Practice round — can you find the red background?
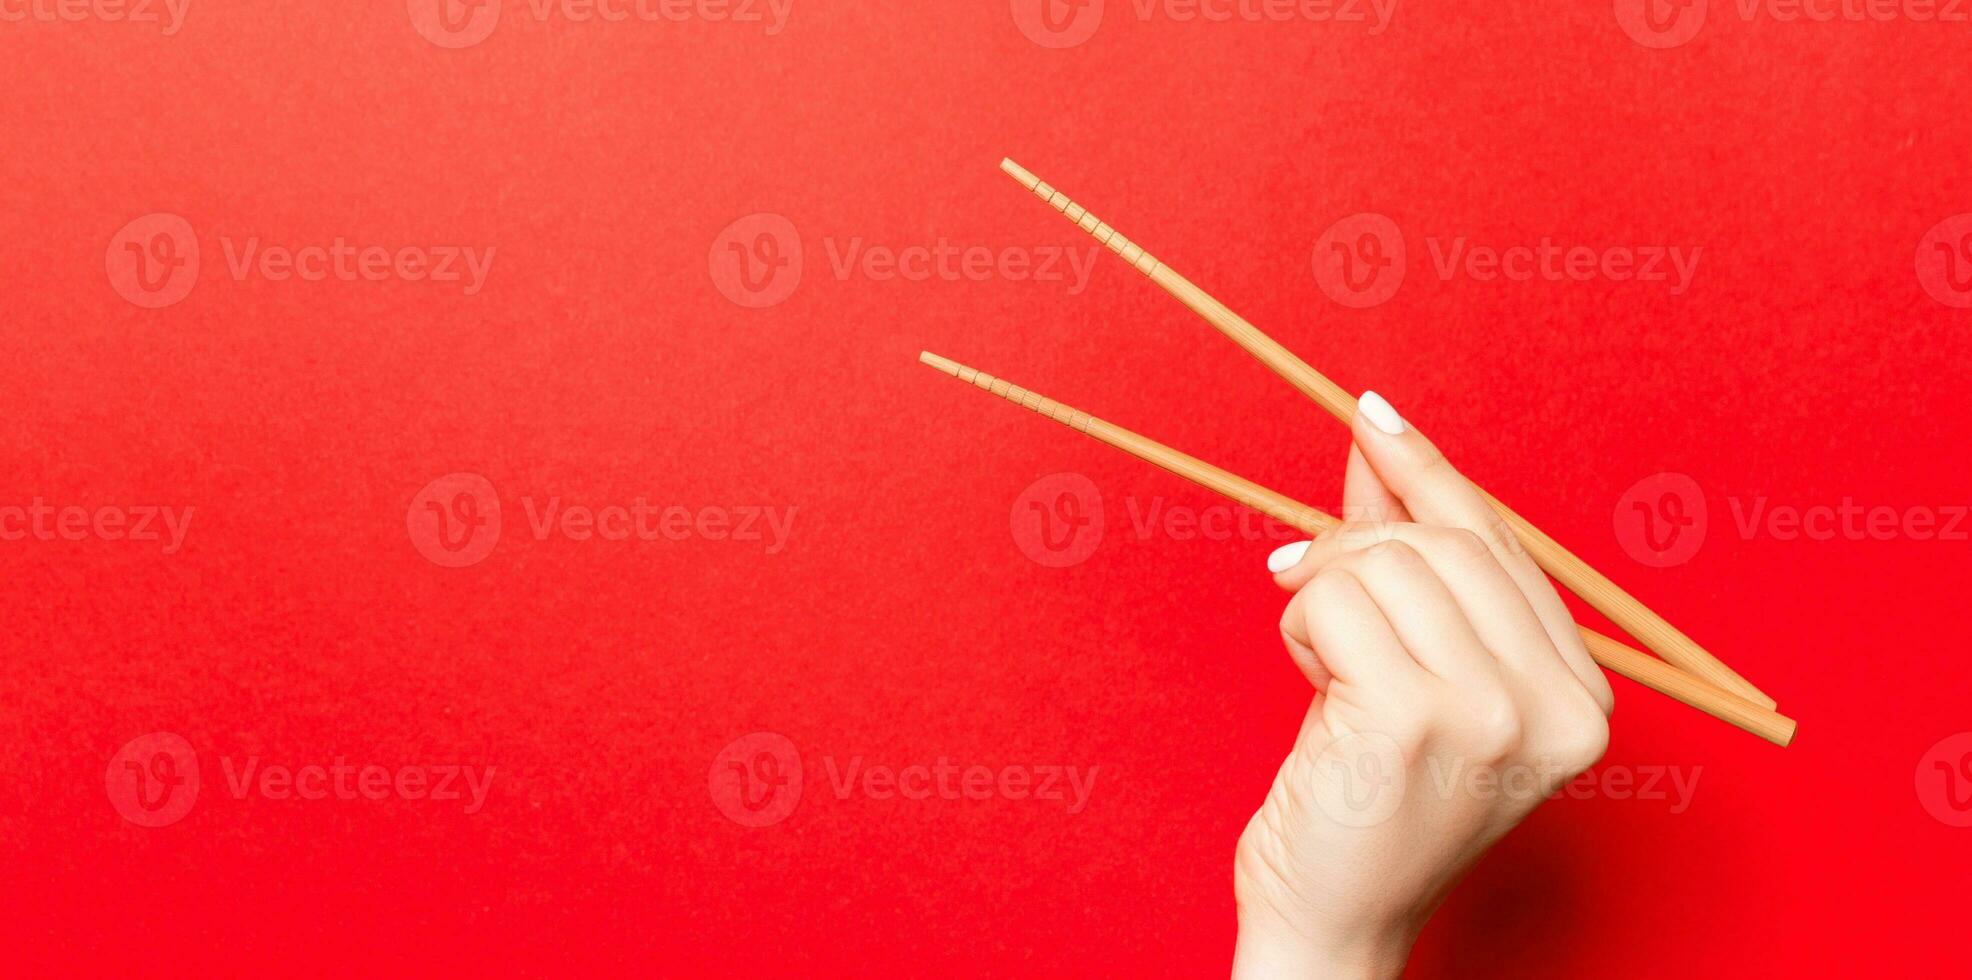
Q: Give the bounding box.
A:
[4,1,1970,975]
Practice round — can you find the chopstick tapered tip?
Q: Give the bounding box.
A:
[999,158,1040,191]
[918,350,963,377]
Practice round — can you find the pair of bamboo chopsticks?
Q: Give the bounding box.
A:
[919,159,1796,747]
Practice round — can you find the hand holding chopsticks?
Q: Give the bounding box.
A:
[995,158,1776,712]
[915,158,1795,745]
[919,351,1796,746]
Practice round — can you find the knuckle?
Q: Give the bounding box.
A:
[1427,525,1492,562]
[1590,677,1616,718]
[1330,521,1389,550]
[1418,448,1457,481]
[1450,525,1492,555]
[1361,539,1422,571]
[1547,701,1611,771]
[1383,711,1435,755]
[1305,567,1358,611]
[1465,696,1524,761]
[1478,514,1523,556]
[1281,594,1317,637]
[1388,689,1462,752]
[1340,500,1401,524]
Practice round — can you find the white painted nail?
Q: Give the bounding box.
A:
[1358,390,1405,435]
[1267,540,1312,574]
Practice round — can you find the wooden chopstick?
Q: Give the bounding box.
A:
[920,351,1797,747]
[996,159,1778,712]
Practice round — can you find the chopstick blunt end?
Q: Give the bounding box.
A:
[999,158,1040,191]
[918,350,960,375]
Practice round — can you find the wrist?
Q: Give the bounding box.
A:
[1231,917,1412,980]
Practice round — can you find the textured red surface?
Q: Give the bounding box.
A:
[4,2,1971,976]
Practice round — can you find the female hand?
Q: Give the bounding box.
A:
[1232,392,1616,979]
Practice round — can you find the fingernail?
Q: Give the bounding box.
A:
[1358,390,1405,435]
[1267,540,1311,573]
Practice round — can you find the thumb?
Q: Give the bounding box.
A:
[1265,440,1410,592]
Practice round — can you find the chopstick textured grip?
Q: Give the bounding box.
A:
[1001,159,1161,278]
[942,360,1097,431]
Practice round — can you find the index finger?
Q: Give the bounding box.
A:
[1345,391,1614,714]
